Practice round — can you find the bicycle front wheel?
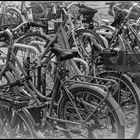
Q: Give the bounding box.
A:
[0,99,38,139]
[58,84,125,139]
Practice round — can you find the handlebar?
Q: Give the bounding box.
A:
[0,1,86,40]
[29,21,48,28]
[12,21,47,32]
[0,21,48,41]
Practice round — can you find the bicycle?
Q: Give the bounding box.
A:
[10,6,140,139]
[96,3,140,138]
[13,2,107,78]
[13,4,92,77]
[0,25,125,138]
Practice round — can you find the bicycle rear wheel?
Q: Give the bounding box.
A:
[58,84,125,139]
[99,71,140,138]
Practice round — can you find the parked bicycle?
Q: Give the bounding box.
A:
[0,25,125,138]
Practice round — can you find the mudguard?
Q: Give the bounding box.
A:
[58,84,125,126]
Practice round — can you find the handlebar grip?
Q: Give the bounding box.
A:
[0,31,6,38]
[77,3,97,12]
[9,80,20,88]
[29,21,48,29]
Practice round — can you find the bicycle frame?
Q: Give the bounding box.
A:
[0,41,92,127]
[0,25,125,139]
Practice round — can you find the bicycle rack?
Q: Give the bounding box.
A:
[61,74,119,98]
[61,74,119,123]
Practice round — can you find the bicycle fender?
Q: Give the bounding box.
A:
[122,73,140,100]
[99,71,140,102]
[58,84,125,126]
[99,35,108,48]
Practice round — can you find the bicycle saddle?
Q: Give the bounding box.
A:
[78,4,97,15]
[51,47,79,61]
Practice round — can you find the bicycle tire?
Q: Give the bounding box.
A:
[0,70,46,139]
[0,99,38,138]
[13,32,55,94]
[13,32,49,73]
[68,28,106,75]
[0,70,38,138]
[69,28,106,51]
[58,84,125,139]
[99,71,140,139]
[93,25,127,50]
[14,32,90,77]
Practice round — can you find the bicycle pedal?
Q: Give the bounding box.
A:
[55,126,81,134]
[69,129,81,134]
[55,125,70,132]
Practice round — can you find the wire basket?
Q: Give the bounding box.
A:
[103,49,140,72]
[30,2,46,21]
[0,10,23,29]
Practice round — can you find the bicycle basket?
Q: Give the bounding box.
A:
[30,2,46,21]
[0,10,23,29]
[103,49,140,72]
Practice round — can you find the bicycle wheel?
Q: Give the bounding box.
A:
[0,69,45,139]
[99,71,140,138]
[0,98,38,139]
[68,29,106,74]
[69,28,106,55]
[13,32,55,94]
[93,25,126,50]
[58,84,125,139]
[14,31,90,78]
[13,32,49,72]
[14,32,49,52]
